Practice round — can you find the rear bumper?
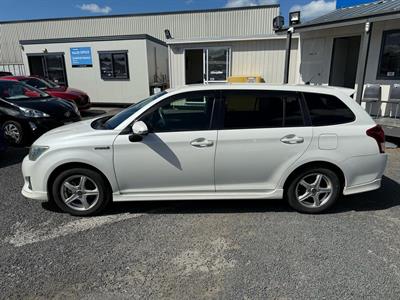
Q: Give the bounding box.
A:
[343,178,381,195]
[342,153,387,195]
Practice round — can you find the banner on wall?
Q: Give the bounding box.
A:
[70,47,93,68]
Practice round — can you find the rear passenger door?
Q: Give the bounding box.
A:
[215,90,312,192]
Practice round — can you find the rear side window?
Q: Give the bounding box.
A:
[222,90,304,129]
[303,93,355,126]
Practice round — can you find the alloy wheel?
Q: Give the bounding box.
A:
[3,123,21,143]
[295,173,333,208]
[60,175,100,211]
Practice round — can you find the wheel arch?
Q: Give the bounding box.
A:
[47,162,113,200]
[282,161,346,193]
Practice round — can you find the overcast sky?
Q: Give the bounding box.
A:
[0,0,337,23]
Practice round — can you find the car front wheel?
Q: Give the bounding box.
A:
[52,168,111,216]
[2,120,24,146]
[286,167,341,213]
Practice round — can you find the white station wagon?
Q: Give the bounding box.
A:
[22,84,387,216]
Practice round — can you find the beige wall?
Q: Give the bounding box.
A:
[169,37,299,88]
[21,39,167,103]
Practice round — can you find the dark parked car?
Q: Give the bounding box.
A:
[0,80,81,145]
[0,76,91,111]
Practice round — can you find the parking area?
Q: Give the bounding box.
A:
[0,134,399,298]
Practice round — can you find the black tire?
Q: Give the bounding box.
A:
[2,120,25,146]
[286,167,341,214]
[52,168,111,216]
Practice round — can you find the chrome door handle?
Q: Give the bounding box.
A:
[190,138,214,148]
[280,134,304,144]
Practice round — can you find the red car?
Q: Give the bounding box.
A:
[0,76,91,111]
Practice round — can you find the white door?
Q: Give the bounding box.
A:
[215,90,313,192]
[113,91,217,194]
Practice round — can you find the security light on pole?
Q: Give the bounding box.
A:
[289,11,301,26]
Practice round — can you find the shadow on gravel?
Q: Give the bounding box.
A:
[41,175,399,216]
[0,147,28,168]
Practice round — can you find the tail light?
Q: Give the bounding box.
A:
[366,125,385,153]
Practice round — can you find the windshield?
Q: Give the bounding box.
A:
[42,78,61,88]
[21,78,54,90]
[104,91,167,129]
[0,80,50,101]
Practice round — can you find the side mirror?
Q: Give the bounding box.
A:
[132,121,148,135]
[129,121,148,142]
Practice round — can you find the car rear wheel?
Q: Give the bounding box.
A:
[52,168,111,216]
[2,120,24,146]
[286,167,341,213]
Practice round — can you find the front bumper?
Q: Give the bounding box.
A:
[21,155,48,201]
[22,182,48,200]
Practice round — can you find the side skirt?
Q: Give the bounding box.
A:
[112,189,284,202]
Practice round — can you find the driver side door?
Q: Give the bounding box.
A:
[113,91,218,195]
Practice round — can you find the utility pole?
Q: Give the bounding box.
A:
[283,27,294,84]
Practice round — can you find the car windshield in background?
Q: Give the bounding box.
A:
[42,78,61,88]
[21,78,53,90]
[104,91,167,129]
[0,80,50,101]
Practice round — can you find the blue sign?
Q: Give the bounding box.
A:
[70,47,92,67]
[336,0,373,8]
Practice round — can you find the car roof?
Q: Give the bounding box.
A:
[166,83,355,97]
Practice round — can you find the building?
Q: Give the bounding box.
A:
[167,34,299,88]
[287,0,400,135]
[0,5,280,103]
[19,35,168,104]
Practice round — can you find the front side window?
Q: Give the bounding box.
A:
[99,51,129,80]
[222,90,304,129]
[141,92,216,132]
[103,91,167,129]
[303,92,355,126]
[377,30,400,79]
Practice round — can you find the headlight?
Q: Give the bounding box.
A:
[20,107,49,118]
[29,146,49,161]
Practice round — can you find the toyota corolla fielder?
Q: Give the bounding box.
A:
[22,84,387,216]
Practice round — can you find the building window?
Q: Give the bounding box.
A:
[377,30,400,80]
[99,51,129,80]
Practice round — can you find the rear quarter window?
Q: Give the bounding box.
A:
[303,92,355,126]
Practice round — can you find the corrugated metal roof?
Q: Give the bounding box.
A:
[295,0,400,29]
[0,5,279,65]
[166,34,296,45]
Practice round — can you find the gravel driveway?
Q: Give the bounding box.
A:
[0,147,399,299]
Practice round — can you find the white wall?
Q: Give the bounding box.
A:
[298,24,364,86]
[21,39,165,104]
[146,40,169,86]
[297,19,400,116]
[169,37,299,88]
